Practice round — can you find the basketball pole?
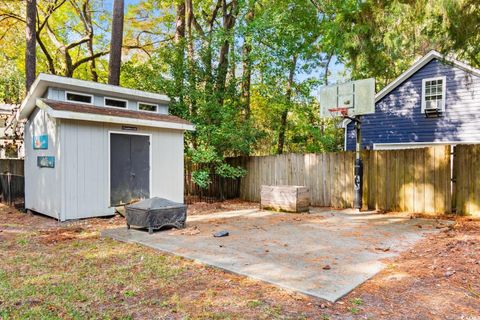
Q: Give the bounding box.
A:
[354,115,363,210]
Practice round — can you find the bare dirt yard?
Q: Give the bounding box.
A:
[0,201,479,319]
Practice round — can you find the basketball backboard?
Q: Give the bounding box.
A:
[319,78,375,119]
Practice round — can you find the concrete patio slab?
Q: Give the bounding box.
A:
[102,208,451,302]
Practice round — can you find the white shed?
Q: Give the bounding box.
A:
[18,74,194,221]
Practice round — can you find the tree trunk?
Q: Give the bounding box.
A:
[240,6,254,119]
[323,52,332,86]
[83,1,98,81]
[175,2,186,42]
[277,55,297,155]
[202,0,221,99]
[174,1,186,104]
[25,0,36,91]
[185,0,197,118]
[108,0,124,85]
[215,0,238,104]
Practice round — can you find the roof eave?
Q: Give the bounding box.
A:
[36,99,194,131]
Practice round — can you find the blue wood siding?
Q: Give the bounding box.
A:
[346,59,480,150]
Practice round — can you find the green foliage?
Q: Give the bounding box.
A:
[190,145,220,164]
[191,169,211,189]
[0,64,24,104]
[215,163,247,180]
[188,145,247,188]
[352,297,363,306]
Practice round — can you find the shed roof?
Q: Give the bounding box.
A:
[37,99,194,131]
[18,73,171,120]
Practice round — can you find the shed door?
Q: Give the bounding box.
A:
[110,133,150,206]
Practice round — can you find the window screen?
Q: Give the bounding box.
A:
[423,78,444,110]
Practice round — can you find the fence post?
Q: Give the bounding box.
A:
[7,172,12,206]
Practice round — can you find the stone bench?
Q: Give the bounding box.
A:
[260,185,310,213]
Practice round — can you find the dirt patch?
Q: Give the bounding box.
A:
[332,217,480,319]
[187,199,259,215]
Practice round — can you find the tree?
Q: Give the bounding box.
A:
[25,0,36,91]
[1,0,111,80]
[108,0,124,85]
[251,0,324,154]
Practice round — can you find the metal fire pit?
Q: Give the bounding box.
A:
[125,197,187,234]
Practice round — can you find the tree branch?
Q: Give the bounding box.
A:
[0,13,25,24]
[72,51,109,70]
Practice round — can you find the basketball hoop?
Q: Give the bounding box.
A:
[328,107,350,119]
[319,78,376,212]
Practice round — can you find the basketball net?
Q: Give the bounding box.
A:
[328,107,350,124]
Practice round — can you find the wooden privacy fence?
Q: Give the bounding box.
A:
[454,145,480,215]
[184,160,241,204]
[232,145,480,215]
[362,146,451,214]
[0,159,25,208]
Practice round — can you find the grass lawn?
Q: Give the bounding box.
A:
[0,202,479,319]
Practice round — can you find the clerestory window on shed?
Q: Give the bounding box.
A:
[421,76,446,113]
[105,97,127,108]
[138,102,158,112]
[65,91,93,104]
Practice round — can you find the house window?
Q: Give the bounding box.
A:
[421,76,446,113]
[105,97,127,108]
[65,91,93,104]
[138,102,157,112]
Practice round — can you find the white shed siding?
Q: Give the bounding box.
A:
[24,108,61,219]
[46,87,64,100]
[150,128,184,203]
[58,119,184,220]
[60,120,112,220]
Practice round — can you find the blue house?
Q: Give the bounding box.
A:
[345,50,480,150]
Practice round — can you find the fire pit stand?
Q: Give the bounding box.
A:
[125,197,187,234]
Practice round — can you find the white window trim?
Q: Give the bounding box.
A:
[104,96,128,108]
[137,102,158,113]
[65,91,94,105]
[421,76,446,113]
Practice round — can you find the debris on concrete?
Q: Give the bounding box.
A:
[213,230,229,237]
[169,225,200,236]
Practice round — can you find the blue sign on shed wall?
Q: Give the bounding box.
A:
[33,135,48,149]
[37,156,55,168]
